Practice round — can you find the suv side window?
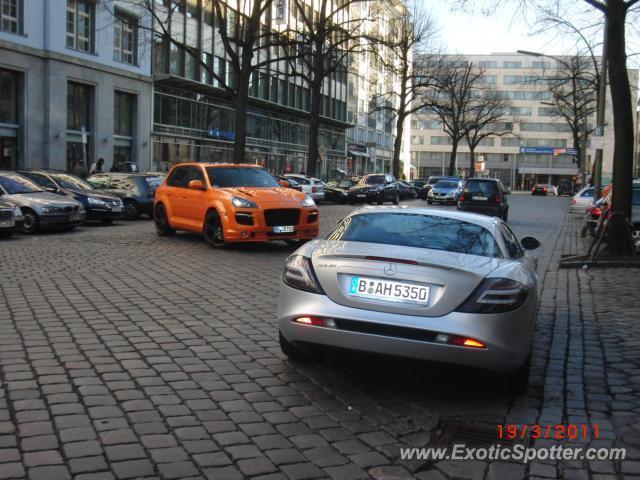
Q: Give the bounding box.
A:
[109,175,135,190]
[86,175,110,189]
[187,166,205,184]
[167,167,190,188]
[500,223,523,258]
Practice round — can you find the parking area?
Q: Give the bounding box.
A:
[1,195,579,480]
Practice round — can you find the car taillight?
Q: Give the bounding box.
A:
[434,333,486,349]
[495,195,501,204]
[282,255,324,294]
[459,193,465,201]
[293,316,336,328]
[456,278,530,314]
[592,207,602,217]
[312,186,317,193]
[571,199,576,205]
[543,187,547,191]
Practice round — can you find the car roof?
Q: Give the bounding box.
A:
[466,177,499,182]
[344,205,502,229]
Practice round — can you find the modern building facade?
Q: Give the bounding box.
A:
[409,52,639,188]
[345,0,409,177]
[150,0,350,178]
[0,0,153,174]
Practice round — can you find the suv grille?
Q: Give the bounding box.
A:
[0,210,13,220]
[264,209,300,227]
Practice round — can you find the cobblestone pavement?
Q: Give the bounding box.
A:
[1,195,637,479]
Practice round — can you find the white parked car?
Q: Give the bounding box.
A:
[546,185,558,196]
[570,187,595,213]
[284,175,325,201]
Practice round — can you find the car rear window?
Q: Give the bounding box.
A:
[327,213,501,258]
[144,176,163,191]
[361,175,385,185]
[580,188,594,198]
[464,180,498,195]
[289,176,310,185]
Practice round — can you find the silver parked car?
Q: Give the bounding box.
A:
[570,186,595,213]
[0,171,85,234]
[278,206,541,394]
[427,179,461,204]
[0,199,23,238]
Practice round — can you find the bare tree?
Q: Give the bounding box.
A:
[369,6,439,179]
[423,59,485,176]
[120,0,277,163]
[457,0,640,255]
[285,0,368,178]
[463,89,512,177]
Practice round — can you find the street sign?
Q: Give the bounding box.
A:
[591,135,604,149]
[81,126,88,145]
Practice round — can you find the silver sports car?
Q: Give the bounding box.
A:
[278,206,541,394]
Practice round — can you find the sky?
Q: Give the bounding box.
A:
[427,1,594,56]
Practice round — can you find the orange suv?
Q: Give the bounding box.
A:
[154,163,319,247]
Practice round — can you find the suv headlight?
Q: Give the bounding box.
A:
[231,196,258,208]
[301,195,316,208]
[87,197,107,206]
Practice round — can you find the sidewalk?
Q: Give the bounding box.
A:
[413,212,640,479]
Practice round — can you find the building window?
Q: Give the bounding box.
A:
[67,82,91,131]
[1,0,20,34]
[66,0,94,53]
[114,92,134,137]
[0,69,18,124]
[114,12,137,65]
[503,61,522,69]
[479,61,497,68]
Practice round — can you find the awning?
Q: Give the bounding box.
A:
[348,150,368,158]
[518,167,579,175]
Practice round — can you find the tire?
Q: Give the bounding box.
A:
[632,226,640,252]
[502,209,509,222]
[154,203,175,236]
[0,230,14,239]
[393,192,400,205]
[123,200,140,220]
[507,353,531,396]
[101,219,114,225]
[21,209,40,234]
[377,201,383,205]
[203,210,226,248]
[279,331,323,362]
[61,226,77,232]
[427,200,433,205]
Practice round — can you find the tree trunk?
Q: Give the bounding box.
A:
[468,147,475,178]
[233,71,250,163]
[448,141,458,176]
[392,114,404,179]
[605,0,635,255]
[307,78,322,178]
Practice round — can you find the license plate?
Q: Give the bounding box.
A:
[69,214,82,222]
[111,206,122,212]
[472,196,488,201]
[348,276,429,305]
[273,225,294,233]
[0,220,14,228]
[357,194,366,198]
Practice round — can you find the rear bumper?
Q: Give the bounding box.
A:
[457,204,503,217]
[278,284,536,374]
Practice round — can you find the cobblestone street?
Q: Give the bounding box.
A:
[1,196,639,480]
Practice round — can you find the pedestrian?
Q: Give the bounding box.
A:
[89,158,104,175]
[73,160,86,178]
[110,161,120,172]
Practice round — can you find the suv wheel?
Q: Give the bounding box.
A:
[507,353,531,396]
[21,209,40,234]
[393,191,400,205]
[154,203,175,236]
[502,209,509,222]
[203,210,226,248]
[123,200,140,220]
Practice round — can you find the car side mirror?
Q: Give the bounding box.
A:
[188,180,205,190]
[279,180,290,188]
[521,237,540,250]
[44,186,58,193]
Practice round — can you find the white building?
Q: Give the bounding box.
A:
[345,0,411,178]
[410,52,639,189]
[0,0,153,173]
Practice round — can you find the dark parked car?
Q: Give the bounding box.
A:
[19,170,123,225]
[276,176,303,192]
[557,180,574,196]
[0,171,85,233]
[410,178,430,199]
[348,174,399,205]
[323,177,359,203]
[86,173,164,220]
[457,177,510,220]
[531,184,548,196]
[0,199,21,238]
[397,180,418,200]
